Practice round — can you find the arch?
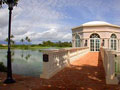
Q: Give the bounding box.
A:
[110,34,117,50]
[90,33,100,38]
[75,34,80,47]
[111,34,117,38]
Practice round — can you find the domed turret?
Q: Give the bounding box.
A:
[82,21,111,26]
[72,21,120,30]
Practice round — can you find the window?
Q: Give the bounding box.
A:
[90,33,100,38]
[110,34,117,50]
[75,34,80,47]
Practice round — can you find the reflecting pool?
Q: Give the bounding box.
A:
[0,49,43,77]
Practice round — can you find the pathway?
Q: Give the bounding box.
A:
[0,52,120,90]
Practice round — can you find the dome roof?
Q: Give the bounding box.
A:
[72,21,120,30]
[82,21,111,26]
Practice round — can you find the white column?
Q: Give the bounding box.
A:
[105,39,109,48]
[118,39,120,51]
[108,39,110,49]
[88,39,90,51]
[117,39,120,51]
[83,39,85,47]
[116,39,118,51]
[72,40,75,47]
[72,34,75,47]
[119,39,120,51]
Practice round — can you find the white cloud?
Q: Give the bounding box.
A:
[1,0,120,44]
[7,0,73,44]
[0,8,8,28]
[14,28,72,44]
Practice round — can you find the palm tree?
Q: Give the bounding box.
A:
[27,38,31,45]
[25,36,29,41]
[5,38,8,42]
[10,35,14,38]
[5,35,15,45]
[10,35,15,45]
[25,36,31,45]
[24,36,32,49]
[0,0,19,7]
[20,38,24,45]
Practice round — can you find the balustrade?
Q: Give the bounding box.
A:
[40,47,89,79]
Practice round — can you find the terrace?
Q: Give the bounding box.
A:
[0,47,120,89]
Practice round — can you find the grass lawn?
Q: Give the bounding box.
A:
[0,45,71,50]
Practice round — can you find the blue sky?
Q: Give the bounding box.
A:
[0,0,120,44]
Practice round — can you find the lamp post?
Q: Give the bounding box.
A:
[4,0,15,84]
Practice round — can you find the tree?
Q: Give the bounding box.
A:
[20,38,24,45]
[42,40,55,47]
[27,38,31,45]
[10,35,14,38]
[25,36,31,45]
[0,0,19,7]
[5,35,15,45]
[25,36,28,41]
[39,40,72,47]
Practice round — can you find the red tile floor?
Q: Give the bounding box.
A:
[0,52,120,90]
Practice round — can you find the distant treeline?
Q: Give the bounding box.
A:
[38,41,72,47]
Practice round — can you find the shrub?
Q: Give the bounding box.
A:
[0,62,7,72]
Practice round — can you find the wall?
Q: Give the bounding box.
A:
[40,47,89,79]
[100,47,119,84]
[72,26,120,51]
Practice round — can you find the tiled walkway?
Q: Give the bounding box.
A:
[0,52,120,90]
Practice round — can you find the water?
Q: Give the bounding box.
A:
[0,49,43,77]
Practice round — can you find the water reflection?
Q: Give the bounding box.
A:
[0,49,43,77]
[20,50,31,60]
[5,50,15,62]
[25,54,31,60]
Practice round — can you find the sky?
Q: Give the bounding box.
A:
[0,0,120,44]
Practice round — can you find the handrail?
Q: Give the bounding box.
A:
[100,47,119,84]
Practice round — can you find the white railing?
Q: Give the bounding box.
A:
[40,47,89,79]
[100,47,119,84]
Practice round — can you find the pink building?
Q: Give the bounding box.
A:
[72,21,120,51]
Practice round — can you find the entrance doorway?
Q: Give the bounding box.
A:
[90,33,100,51]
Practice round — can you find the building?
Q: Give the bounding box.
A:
[72,21,120,51]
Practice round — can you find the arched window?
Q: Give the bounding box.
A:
[110,34,117,50]
[111,34,117,38]
[90,33,100,38]
[75,34,80,47]
[90,33,100,51]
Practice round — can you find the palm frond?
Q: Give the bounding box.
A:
[0,0,19,8]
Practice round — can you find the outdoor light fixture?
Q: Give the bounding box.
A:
[4,0,16,84]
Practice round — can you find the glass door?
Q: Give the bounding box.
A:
[110,38,117,50]
[90,38,100,51]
